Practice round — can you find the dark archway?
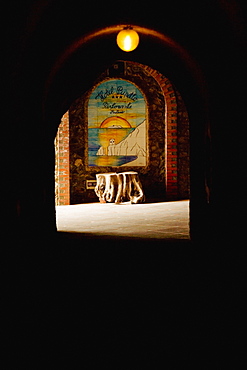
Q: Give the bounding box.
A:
[45,25,209,240]
[7,1,246,242]
[4,2,247,364]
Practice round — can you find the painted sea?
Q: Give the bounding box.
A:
[88,153,138,167]
[88,127,137,166]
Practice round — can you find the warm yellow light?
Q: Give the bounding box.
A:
[116,28,139,52]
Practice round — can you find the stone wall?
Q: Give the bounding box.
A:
[69,61,166,204]
[56,61,190,204]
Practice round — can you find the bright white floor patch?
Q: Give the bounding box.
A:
[56,200,190,239]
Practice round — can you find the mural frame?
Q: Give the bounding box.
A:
[85,77,149,172]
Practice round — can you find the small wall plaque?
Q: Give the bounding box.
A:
[86,180,97,189]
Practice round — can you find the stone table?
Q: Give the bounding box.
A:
[95,171,144,204]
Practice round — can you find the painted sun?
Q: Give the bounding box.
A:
[100,116,131,128]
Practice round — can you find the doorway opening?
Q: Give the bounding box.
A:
[54,61,190,239]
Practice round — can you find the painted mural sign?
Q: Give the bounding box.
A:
[88,79,147,167]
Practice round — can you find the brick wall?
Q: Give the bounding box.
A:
[142,64,189,199]
[142,66,179,199]
[55,111,70,205]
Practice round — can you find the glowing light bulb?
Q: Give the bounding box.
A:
[117,28,139,52]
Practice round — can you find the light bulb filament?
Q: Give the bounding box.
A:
[124,35,132,51]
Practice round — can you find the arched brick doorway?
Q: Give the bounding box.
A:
[55,61,190,205]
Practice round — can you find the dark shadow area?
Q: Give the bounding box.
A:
[57,231,191,243]
[5,231,238,366]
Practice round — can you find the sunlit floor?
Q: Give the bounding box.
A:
[56,200,190,239]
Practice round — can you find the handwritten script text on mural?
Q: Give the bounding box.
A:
[95,86,137,101]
